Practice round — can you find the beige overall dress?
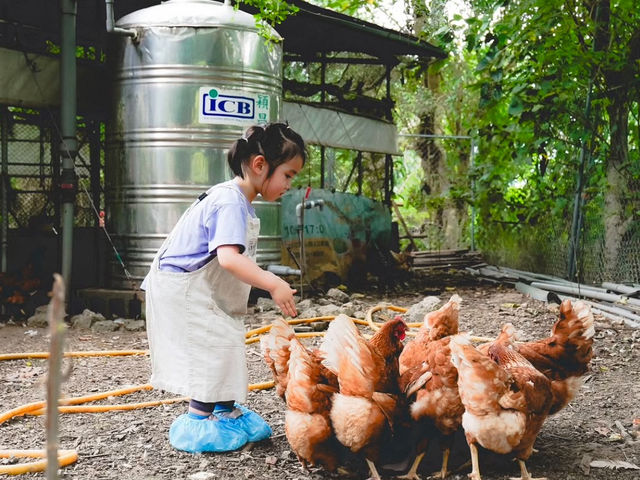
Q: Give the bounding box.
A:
[144,186,260,403]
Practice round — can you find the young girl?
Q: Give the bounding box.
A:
[142,123,306,453]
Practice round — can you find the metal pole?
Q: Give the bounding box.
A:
[357,151,363,196]
[470,138,477,252]
[567,4,601,282]
[1,109,8,278]
[60,0,78,300]
[319,55,326,189]
[384,65,393,204]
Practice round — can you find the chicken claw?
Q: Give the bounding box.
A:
[434,448,451,479]
[394,452,425,480]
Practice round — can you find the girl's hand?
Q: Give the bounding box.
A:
[216,245,298,316]
[269,278,298,318]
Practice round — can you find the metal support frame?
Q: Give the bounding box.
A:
[1,108,8,278]
[89,119,104,285]
[60,0,78,299]
[319,54,326,189]
[383,65,393,205]
[357,151,363,195]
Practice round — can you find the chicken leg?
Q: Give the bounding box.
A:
[467,442,482,480]
[365,458,384,480]
[509,459,547,480]
[394,452,425,480]
[436,447,451,479]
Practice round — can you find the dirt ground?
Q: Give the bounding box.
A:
[1,271,639,480]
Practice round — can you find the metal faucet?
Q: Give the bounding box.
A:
[295,198,325,299]
[296,199,325,229]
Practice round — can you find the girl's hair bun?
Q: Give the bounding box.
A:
[227,122,306,178]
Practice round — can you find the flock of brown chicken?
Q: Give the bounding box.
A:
[0,264,41,307]
[261,295,595,480]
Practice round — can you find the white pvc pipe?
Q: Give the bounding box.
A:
[531,281,640,307]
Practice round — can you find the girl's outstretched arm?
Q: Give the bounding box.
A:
[216,245,298,317]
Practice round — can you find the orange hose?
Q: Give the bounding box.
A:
[249,380,275,391]
[1,308,415,363]
[28,397,189,416]
[244,314,370,340]
[0,380,278,426]
[244,307,413,342]
[0,350,148,361]
[246,331,325,345]
[0,385,154,425]
[0,449,78,475]
[0,401,45,424]
[365,304,409,331]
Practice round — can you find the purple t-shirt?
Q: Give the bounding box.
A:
[157,180,256,273]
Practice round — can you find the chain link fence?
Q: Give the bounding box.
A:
[397,138,640,285]
[487,177,640,285]
[1,106,104,232]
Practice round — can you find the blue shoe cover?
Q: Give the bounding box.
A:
[169,413,248,453]
[214,404,272,442]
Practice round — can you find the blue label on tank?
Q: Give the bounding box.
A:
[199,87,270,124]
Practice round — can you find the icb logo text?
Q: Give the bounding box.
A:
[199,87,270,125]
[202,88,254,120]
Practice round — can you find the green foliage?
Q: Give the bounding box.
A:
[455,0,640,261]
[253,0,639,271]
[45,40,60,55]
[238,0,299,41]
[44,40,105,62]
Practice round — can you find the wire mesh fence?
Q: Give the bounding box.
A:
[1,106,104,232]
[397,137,640,285]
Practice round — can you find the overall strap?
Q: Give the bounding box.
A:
[154,189,212,262]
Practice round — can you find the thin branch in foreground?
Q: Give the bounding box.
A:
[45,273,67,480]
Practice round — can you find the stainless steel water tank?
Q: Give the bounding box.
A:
[106,0,283,288]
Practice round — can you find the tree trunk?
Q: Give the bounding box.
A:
[597,0,639,280]
[603,96,631,280]
[410,0,467,250]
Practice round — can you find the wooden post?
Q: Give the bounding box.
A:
[391,201,417,250]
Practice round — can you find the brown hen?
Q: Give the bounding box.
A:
[478,299,594,414]
[450,326,554,480]
[515,299,594,413]
[261,318,339,471]
[397,294,463,479]
[260,317,295,400]
[320,314,408,480]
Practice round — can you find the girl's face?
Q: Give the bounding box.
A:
[260,155,304,202]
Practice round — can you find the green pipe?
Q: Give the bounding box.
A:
[60,0,78,301]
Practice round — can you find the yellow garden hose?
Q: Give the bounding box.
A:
[0,350,148,362]
[0,382,273,475]
[0,449,78,476]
